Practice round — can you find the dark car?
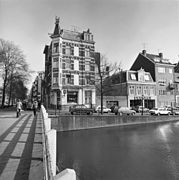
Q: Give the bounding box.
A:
[69,104,94,115]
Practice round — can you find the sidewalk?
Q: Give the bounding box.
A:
[0,110,43,180]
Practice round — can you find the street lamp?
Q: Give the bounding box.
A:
[141,94,144,116]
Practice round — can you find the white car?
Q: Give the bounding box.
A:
[96,106,111,113]
[149,107,171,116]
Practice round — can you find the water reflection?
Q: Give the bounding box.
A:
[57,123,179,180]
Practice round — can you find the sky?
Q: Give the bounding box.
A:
[1,0,179,88]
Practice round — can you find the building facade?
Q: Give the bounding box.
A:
[44,18,96,110]
[96,69,156,109]
[30,72,44,102]
[130,50,175,107]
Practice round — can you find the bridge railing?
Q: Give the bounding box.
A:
[41,105,76,180]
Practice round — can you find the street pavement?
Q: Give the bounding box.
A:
[0,110,43,180]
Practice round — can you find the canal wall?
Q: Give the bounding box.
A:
[51,115,179,132]
[41,106,76,180]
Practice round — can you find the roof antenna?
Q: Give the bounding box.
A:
[142,43,147,50]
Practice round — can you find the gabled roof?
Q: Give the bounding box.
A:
[174,62,179,72]
[141,52,172,65]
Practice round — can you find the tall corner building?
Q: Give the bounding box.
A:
[44,18,96,110]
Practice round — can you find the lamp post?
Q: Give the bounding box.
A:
[141,94,144,116]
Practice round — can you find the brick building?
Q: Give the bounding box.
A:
[96,69,156,109]
[44,18,96,110]
[130,50,175,107]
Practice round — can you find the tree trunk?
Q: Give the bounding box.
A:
[1,69,8,108]
[100,76,103,114]
[8,81,12,106]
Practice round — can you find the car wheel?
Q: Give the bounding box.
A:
[115,112,118,115]
[71,112,73,115]
[131,112,135,116]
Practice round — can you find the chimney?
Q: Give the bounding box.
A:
[142,50,146,56]
[159,53,163,59]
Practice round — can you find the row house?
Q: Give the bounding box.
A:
[96,68,156,109]
[130,50,175,107]
[44,18,96,110]
[174,62,179,106]
[30,72,45,102]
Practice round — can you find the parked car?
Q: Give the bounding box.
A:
[96,106,111,113]
[149,107,171,116]
[116,107,136,116]
[69,104,94,115]
[136,106,149,113]
[167,107,179,115]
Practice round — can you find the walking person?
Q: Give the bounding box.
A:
[16,99,22,118]
[33,101,38,116]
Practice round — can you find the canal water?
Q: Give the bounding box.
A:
[57,122,179,180]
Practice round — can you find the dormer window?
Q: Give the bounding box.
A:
[131,74,136,80]
[144,74,150,81]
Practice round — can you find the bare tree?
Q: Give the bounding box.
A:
[87,53,121,114]
[0,39,30,107]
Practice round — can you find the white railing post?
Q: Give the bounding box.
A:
[46,129,57,176]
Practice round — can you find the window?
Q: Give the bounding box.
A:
[70,47,74,55]
[85,48,90,57]
[150,87,155,95]
[169,68,173,74]
[65,59,71,69]
[136,86,142,95]
[158,80,166,86]
[71,60,74,70]
[85,62,90,71]
[85,91,92,104]
[144,74,150,81]
[74,46,79,56]
[67,91,78,103]
[66,74,74,85]
[131,74,136,80]
[53,43,59,53]
[53,57,59,62]
[53,73,58,85]
[90,65,95,71]
[159,90,166,95]
[79,76,85,85]
[53,68,59,72]
[62,48,65,54]
[129,86,135,95]
[79,64,85,71]
[62,63,65,69]
[158,67,165,73]
[53,77,58,84]
[66,46,71,55]
[143,86,148,95]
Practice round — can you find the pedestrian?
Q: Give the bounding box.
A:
[16,99,22,117]
[32,101,38,116]
[38,100,41,111]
